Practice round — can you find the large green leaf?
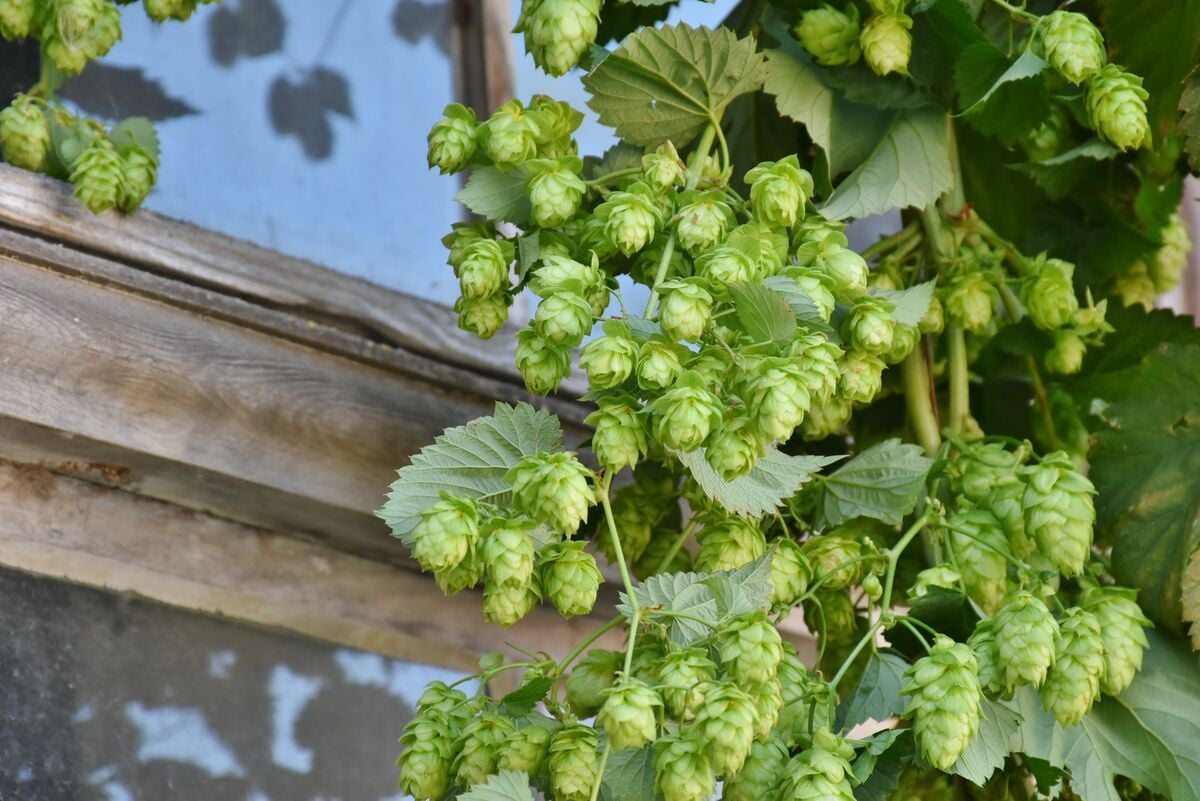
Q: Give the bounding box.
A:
[497,677,553,718]
[678,447,841,518]
[599,745,656,801]
[762,275,835,331]
[377,402,563,544]
[854,729,912,801]
[816,439,934,526]
[839,652,910,728]
[455,166,532,225]
[584,23,766,148]
[458,770,536,801]
[1012,140,1121,200]
[954,44,1050,144]
[728,280,797,343]
[949,698,1022,785]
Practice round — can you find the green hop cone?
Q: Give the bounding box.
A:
[566,649,621,717]
[705,416,765,481]
[596,184,663,256]
[637,339,686,391]
[482,577,538,627]
[1149,213,1191,293]
[1086,64,1150,151]
[837,350,885,404]
[1045,328,1087,375]
[941,272,998,332]
[861,12,912,76]
[516,0,600,76]
[658,278,713,342]
[748,358,812,442]
[884,322,919,365]
[444,222,494,269]
[0,95,50,172]
[844,295,897,355]
[902,634,983,770]
[144,0,197,22]
[539,540,602,617]
[806,588,858,641]
[814,244,868,296]
[770,538,812,607]
[533,290,594,346]
[953,441,1023,504]
[597,678,662,750]
[745,155,813,229]
[1041,607,1105,726]
[801,396,853,440]
[968,619,1005,697]
[530,253,602,297]
[585,399,647,473]
[945,506,1010,614]
[801,534,862,590]
[398,712,457,800]
[456,293,511,340]
[600,484,656,563]
[789,333,844,402]
[453,712,515,787]
[719,610,784,686]
[1021,451,1095,577]
[892,767,961,801]
[658,647,717,721]
[496,723,552,776]
[508,451,595,535]
[411,494,479,573]
[748,677,783,740]
[862,572,882,601]
[981,479,1034,558]
[481,517,536,588]
[86,1,124,62]
[71,137,125,214]
[427,103,477,173]
[547,723,600,801]
[787,268,837,323]
[993,591,1060,690]
[1081,585,1151,695]
[457,238,510,299]
[910,565,962,601]
[117,144,158,213]
[654,733,715,801]
[723,735,790,801]
[1112,262,1157,310]
[527,157,586,227]
[642,141,685,193]
[649,377,723,451]
[0,0,36,39]
[1037,10,1106,84]
[696,244,757,285]
[785,729,856,801]
[579,332,637,389]
[777,648,834,746]
[693,682,758,776]
[1022,257,1079,330]
[695,516,767,572]
[417,680,472,730]
[795,4,861,67]
[677,196,734,255]
[479,99,540,166]
[435,547,485,595]
[1023,104,1074,162]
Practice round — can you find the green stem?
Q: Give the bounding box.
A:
[600,476,641,677]
[946,324,970,436]
[829,619,884,692]
[713,117,731,175]
[643,123,718,318]
[1026,356,1059,451]
[895,617,933,651]
[902,345,942,455]
[861,222,921,262]
[589,742,612,801]
[987,0,1038,22]
[586,167,643,187]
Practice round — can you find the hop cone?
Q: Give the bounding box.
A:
[480,100,539,166]
[805,589,858,640]
[1087,64,1149,151]
[795,4,861,66]
[642,142,685,193]
[1041,607,1105,726]
[496,723,552,776]
[1081,585,1151,695]
[902,635,983,770]
[547,723,599,801]
[892,767,961,801]
[785,729,856,801]
[118,144,158,212]
[453,712,515,787]
[427,103,477,173]
[566,649,620,717]
[534,290,593,346]
[654,733,715,801]
[658,647,717,721]
[745,155,813,228]
[0,0,35,39]
[540,541,602,617]
[144,0,197,22]
[600,485,656,563]
[993,591,1059,689]
[579,331,637,389]
[953,442,1023,504]
[527,158,585,227]
[649,381,723,451]
[637,339,685,390]
[1037,10,1105,84]
[968,619,1005,697]
[770,538,812,608]
[748,358,812,442]
[1021,451,1095,577]
[705,417,765,481]
[597,678,662,749]
[945,506,1010,614]
[508,451,595,535]
[695,517,766,572]
[911,565,962,601]
[516,0,600,76]
[676,197,733,255]
[801,534,862,590]
[435,547,484,595]
[789,333,843,402]
[1046,329,1087,375]
[71,137,125,214]
[659,278,714,342]
[456,294,510,340]
[417,680,472,731]
[481,518,536,588]
[411,495,479,573]
[0,95,49,172]
[1150,213,1191,293]
[697,244,757,284]
[861,12,912,76]
[844,295,897,355]
[693,682,758,776]
[482,578,538,627]
[837,351,884,404]
[458,239,510,299]
[777,648,834,747]
[942,272,997,332]
[597,187,663,256]
[1022,257,1079,331]
[749,677,783,740]
[718,610,784,686]
[586,400,647,472]
[398,712,457,800]
[723,735,790,801]
[981,480,1034,559]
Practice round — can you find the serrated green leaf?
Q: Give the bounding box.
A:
[376,402,563,545]
[839,652,910,728]
[497,676,554,717]
[949,697,1022,785]
[458,770,536,801]
[762,275,835,331]
[705,551,775,618]
[599,745,656,801]
[854,729,912,801]
[817,439,933,526]
[678,447,842,519]
[583,23,766,149]
[1183,548,1200,651]
[954,44,1049,144]
[852,728,909,784]
[109,117,161,160]
[621,569,720,645]
[517,232,540,282]
[1012,140,1121,200]
[455,166,532,225]
[871,281,935,327]
[728,281,796,343]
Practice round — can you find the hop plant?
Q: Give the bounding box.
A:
[844,295,897,355]
[777,648,834,746]
[705,416,764,481]
[435,548,485,595]
[585,399,647,473]
[1024,104,1074,162]
[902,635,983,770]
[892,767,961,801]
[953,441,1023,504]
[144,0,197,22]
[942,271,997,332]
[801,533,863,590]
[658,647,717,720]
[1081,585,1152,696]
[1086,64,1150,151]
[411,494,479,573]
[695,516,766,571]
[676,196,734,255]
[982,479,1034,558]
[748,358,811,441]
[596,184,664,255]
[745,156,813,228]
[861,12,912,76]
[789,333,843,401]
[1149,213,1192,293]
[480,518,536,589]
[968,618,1005,697]
[1021,451,1095,577]
[1037,11,1106,84]
[417,680,472,725]
[508,451,595,534]
[719,610,784,686]
[1045,328,1087,375]
[453,712,515,787]
[748,677,783,738]
[547,723,600,801]
[0,0,36,39]
[579,330,637,389]
[795,4,861,66]
[479,100,540,166]
[788,268,837,322]
[723,735,790,801]
[533,290,594,346]
[118,145,158,212]
[649,378,724,451]
[515,329,571,394]
[770,538,812,607]
[813,244,869,295]
[658,278,714,342]
[945,506,1010,614]
[71,137,125,214]
[539,541,602,617]
[654,733,715,801]
[693,682,758,776]
[458,239,511,299]
[838,351,885,404]
[1041,607,1105,726]
[496,723,553,776]
[482,578,538,627]
[516,0,600,76]
[398,711,458,800]
[427,104,477,173]
[785,729,856,801]
[643,141,685,192]
[0,95,50,172]
[697,244,757,284]
[993,591,1059,690]
[1022,257,1079,331]
[597,678,662,749]
[527,157,586,227]
[566,649,621,717]
[456,294,511,339]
